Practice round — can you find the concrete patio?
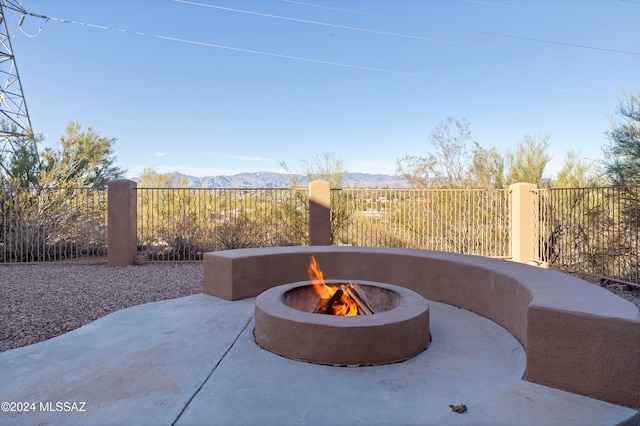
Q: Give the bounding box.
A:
[1,293,638,425]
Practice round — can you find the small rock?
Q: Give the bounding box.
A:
[607,283,631,292]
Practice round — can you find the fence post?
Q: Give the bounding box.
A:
[509,182,537,264]
[107,179,137,266]
[309,180,331,245]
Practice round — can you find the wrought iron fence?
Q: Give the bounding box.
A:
[3,184,638,284]
[136,187,309,261]
[533,186,639,284]
[333,188,512,258]
[0,186,513,262]
[0,186,107,262]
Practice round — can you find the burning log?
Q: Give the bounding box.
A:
[313,298,327,314]
[313,289,343,314]
[308,255,375,316]
[323,289,344,314]
[312,285,375,316]
[344,286,374,315]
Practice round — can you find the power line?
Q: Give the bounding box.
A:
[181,0,605,63]
[281,0,640,57]
[156,34,618,100]
[464,0,640,24]
[18,10,619,101]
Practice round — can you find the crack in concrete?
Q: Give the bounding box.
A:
[171,312,255,426]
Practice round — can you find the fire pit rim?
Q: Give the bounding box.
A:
[257,279,429,327]
[254,279,431,366]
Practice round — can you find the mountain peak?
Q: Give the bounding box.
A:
[148,171,405,188]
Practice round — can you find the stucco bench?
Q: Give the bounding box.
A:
[203,246,640,409]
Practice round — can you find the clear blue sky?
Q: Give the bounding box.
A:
[7,0,640,178]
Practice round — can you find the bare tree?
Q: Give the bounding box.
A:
[279,151,353,244]
[279,151,347,188]
[395,117,474,188]
[395,153,436,188]
[430,117,474,187]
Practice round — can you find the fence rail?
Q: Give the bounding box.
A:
[0,187,107,262]
[533,186,639,284]
[136,187,309,261]
[333,188,511,257]
[2,184,639,286]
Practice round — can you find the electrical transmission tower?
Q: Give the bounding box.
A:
[0,0,36,165]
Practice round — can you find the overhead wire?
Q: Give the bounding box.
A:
[11,7,620,101]
[280,0,640,57]
[463,0,640,24]
[175,0,639,68]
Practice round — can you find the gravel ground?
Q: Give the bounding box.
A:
[0,262,202,352]
[1,262,639,353]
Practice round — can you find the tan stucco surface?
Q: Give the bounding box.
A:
[204,246,640,409]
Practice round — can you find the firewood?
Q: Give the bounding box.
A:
[349,285,373,311]
[323,289,344,314]
[344,286,374,315]
[313,298,328,314]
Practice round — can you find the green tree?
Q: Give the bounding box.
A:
[603,91,640,186]
[1,122,124,261]
[41,122,125,188]
[0,121,42,186]
[280,151,352,244]
[137,167,189,188]
[553,149,604,188]
[469,142,505,189]
[4,143,41,187]
[506,132,551,186]
[135,166,196,259]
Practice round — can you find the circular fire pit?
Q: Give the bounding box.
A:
[254,280,430,366]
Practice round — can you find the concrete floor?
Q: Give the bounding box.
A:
[0,294,638,426]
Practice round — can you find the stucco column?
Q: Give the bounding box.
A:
[509,182,537,264]
[309,180,331,246]
[107,179,137,266]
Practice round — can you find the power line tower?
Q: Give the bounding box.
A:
[0,0,36,167]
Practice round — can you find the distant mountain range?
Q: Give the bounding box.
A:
[134,171,406,188]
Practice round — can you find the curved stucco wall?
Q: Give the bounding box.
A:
[203,246,640,409]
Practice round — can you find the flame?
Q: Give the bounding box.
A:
[308,255,359,316]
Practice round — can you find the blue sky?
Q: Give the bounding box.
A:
[6,0,640,178]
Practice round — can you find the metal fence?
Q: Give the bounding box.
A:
[0,186,107,262]
[0,185,527,263]
[1,186,510,262]
[333,188,511,257]
[136,187,309,261]
[2,184,638,286]
[533,186,639,284]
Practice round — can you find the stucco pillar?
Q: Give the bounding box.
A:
[509,182,537,264]
[309,180,331,246]
[107,179,137,266]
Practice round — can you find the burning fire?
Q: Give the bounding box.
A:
[307,256,371,316]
